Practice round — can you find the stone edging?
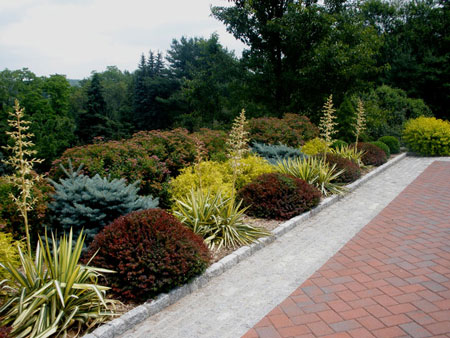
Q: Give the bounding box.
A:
[84,152,407,338]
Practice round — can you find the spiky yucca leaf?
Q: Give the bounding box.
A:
[173,189,270,250]
[330,145,366,167]
[0,229,117,338]
[274,157,346,196]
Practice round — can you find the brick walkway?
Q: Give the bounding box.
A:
[244,161,450,338]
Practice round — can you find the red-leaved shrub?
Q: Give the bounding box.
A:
[237,173,321,220]
[248,113,318,147]
[86,209,210,302]
[192,128,228,162]
[355,142,387,166]
[321,153,361,183]
[0,326,11,338]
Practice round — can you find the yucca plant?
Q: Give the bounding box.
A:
[354,98,366,146]
[330,144,365,167]
[274,157,345,196]
[173,189,270,250]
[0,229,117,338]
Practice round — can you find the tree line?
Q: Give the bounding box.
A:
[0,0,447,170]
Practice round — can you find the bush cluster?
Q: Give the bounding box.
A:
[248,113,318,147]
[403,117,450,156]
[49,164,158,244]
[251,142,305,164]
[86,209,210,302]
[237,173,321,220]
[0,231,22,282]
[321,153,361,183]
[192,128,228,162]
[378,136,400,154]
[0,172,54,241]
[301,137,328,156]
[370,141,390,158]
[356,142,387,166]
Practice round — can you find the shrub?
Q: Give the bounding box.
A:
[301,137,328,156]
[331,140,348,149]
[248,113,318,147]
[192,128,228,162]
[330,145,365,167]
[251,142,305,164]
[86,209,210,302]
[370,141,390,158]
[0,327,11,338]
[0,230,116,337]
[320,153,361,184]
[237,173,321,220]
[403,117,450,156]
[378,136,400,154]
[49,163,158,244]
[355,142,387,166]
[274,157,345,196]
[0,172,54,242]
[173,189,270,249]
[169,155,274,202]
[0,232,22,283]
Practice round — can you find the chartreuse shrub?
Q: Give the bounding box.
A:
[248,113,318,147]
[169,155,274,202]
[0,232,22,283]
[251,142,305,164]
[370,141,390,158]
[378,136,400,154]
[403,117,450,156]
[320,153,361,184]
[49,162,158,244]
[0,230,116,338]
[274,157,345,196]
[301,138,328,156]
[173,189,270,249]
[356,142,387,166]
[237,173,321,220]
[87,209,210,302]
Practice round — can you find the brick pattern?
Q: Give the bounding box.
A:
[244,161,450,338]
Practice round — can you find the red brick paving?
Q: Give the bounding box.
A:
[243,161,450,338]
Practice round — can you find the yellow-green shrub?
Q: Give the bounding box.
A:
[169,155,274,202]
[301,137,328,156]
[0,231,22,281]
[403,117,450,156]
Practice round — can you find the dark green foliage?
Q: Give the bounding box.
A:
[370,141,390,158]
[49,162,158,244]
[355,142,387,166]
[336,97,356,143]
[248,114,319,147]
[86,208,210,302]
[251,142,305,164]
[321,153,361,183]
[331,140,348,149]
[237,173,321,220]
[378,136,400,154]
[362,85,432,139]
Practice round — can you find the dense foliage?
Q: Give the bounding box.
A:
[321,153,361,184]
[403,117,450,156]
[355,142,387,166]
[49,163,158,243]
[248,114,318,147]
[251,142,305,164]
[370,141,391,158]
[237,173,321,220]
[378,136,400,154]
[301,138,328,156]
[0,231,22,282]
[86,209,210,302]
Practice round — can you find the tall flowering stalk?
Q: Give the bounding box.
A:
[319,94,338,157]
[354,98,366,146]
[227,109,250,197]
[2,100,43,255]
[193,136,207,190]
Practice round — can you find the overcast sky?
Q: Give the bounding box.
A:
[0,0,245,79]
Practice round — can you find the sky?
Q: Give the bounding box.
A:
[0,0,246,79]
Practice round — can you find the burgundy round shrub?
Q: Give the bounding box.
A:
[355,142,387,166]
[86,209,210,302]
[322,153,361,183]
[0,327,11,338]
[237,173,321,220]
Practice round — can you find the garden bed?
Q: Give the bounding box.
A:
[84,152,407,338]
